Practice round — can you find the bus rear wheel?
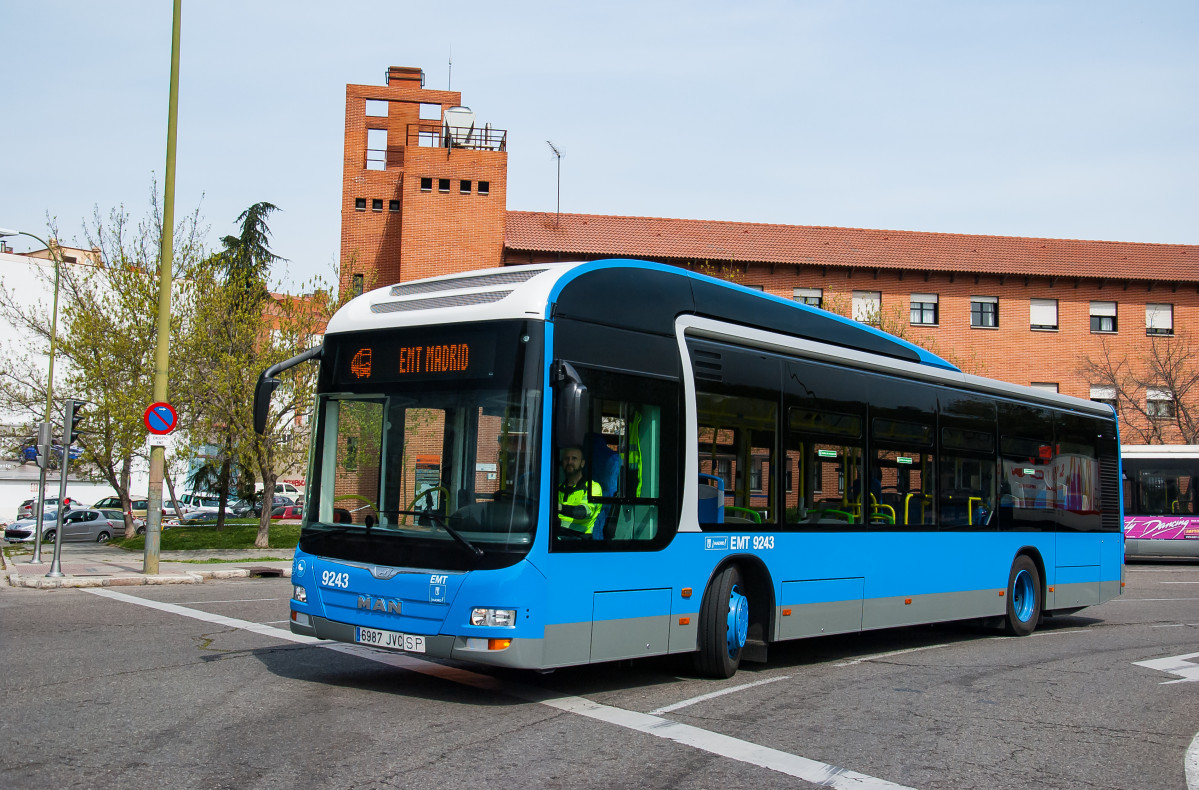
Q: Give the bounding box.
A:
[1004,555,1042,637]
[695,565,750,678]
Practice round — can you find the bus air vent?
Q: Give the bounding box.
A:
[1099,458,1119,532]
[388,269,547,297]
[692,348,723,382]
[371,291,512,314]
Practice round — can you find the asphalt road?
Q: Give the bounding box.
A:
[1,561,1196,790]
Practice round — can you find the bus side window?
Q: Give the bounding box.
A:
[552,366,677,551]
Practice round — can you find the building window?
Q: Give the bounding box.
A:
[420,177,432,192]
[371,199,383,212]
[365,99,388,117]
[1030,382,1059,393]
[1147,387,1176,419]
[365,129,387,171]
[971,296,998,328]
[852,290,881,323]
[354,198,366,211]
[743,284,764,291]
[352,274,364,296]
[460,180,471,194]
[909,293,939,325]
[438,178,450,193]
[419,103,442,121]
[794,287,823,308]
[389,200,400,212]
[1146,303,1174,336]
[1090,301,1117,333]
[478,181,490,196]
[1030,298,1058,331]
[1089,385,1117,410]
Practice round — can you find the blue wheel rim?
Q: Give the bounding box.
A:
[726,584,749,658]
[1012,569,1035,622]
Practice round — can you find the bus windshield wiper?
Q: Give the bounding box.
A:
[391,510,484,559]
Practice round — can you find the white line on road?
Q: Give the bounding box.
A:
[833,644,950,667]
[650,674,792,715]
[1161,582,1199,585]
[174,598,288,604]
[1132,651,1199,684]
[1113,597,1199,602]
[1186,730,1199,790]
[85,588,916,790]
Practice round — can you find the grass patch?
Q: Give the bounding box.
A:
[111,520,302,551]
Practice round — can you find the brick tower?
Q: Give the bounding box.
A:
[340,66,508,295]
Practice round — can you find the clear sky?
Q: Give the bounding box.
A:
[2,1,1195,289]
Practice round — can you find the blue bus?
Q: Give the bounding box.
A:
[258,260,1123,678]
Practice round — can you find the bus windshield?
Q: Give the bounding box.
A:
[302,321,543,571]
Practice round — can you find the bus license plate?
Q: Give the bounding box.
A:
[355,626,426,653]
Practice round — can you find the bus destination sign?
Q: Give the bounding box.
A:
[343,331,496,384]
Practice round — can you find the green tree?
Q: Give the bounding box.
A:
[0,190,207,538]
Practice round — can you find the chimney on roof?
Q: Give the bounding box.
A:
[386,66,424,88]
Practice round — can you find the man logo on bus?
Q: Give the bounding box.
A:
[350,348,372,378]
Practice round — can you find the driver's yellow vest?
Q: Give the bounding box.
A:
[557,480,602,534]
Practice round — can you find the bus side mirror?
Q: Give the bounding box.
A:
[553,360,588,449]
[253,372,280,435]
[253,344,324,436]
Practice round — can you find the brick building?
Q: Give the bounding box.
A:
[341,67,1198,445]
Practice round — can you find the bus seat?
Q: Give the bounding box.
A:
[588,434,621,539]
[697,473,724,524]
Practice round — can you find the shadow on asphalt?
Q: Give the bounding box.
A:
[247,612,1107,703]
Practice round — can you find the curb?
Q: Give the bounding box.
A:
[1,550,292,589]
[6,567,293,589]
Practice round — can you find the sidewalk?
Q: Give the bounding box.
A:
[1,543,294,589]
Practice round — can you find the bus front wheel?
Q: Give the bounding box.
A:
[695,565,750,678]
[1004,555,1042,637]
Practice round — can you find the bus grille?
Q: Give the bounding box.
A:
[388,269,547,297]
[371,291,512,314]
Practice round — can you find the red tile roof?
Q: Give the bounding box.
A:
[504,211,1199,283]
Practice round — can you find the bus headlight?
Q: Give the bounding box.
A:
[471,607,516,627]
[293,585,308,603]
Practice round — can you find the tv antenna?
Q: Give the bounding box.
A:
[546,140,562,228]
[448,47,452,91]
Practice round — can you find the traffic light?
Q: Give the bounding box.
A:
[34,421,51,469]
[67,399,89,444]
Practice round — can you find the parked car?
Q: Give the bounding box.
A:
[5,509,125,544]
[163,510,221,528]
[91,495,151,521]
[5,511,59,543]
[98,509,146,534]
[228,498,260,517]
[259,481,302,498]
[176,492,222,513]
[270,504,303,520]
[17,497,71,520]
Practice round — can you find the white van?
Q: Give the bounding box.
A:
[257,481,302,497]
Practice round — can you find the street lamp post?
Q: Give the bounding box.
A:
[0,227,63,564]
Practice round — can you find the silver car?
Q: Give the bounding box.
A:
[5,509,126,544]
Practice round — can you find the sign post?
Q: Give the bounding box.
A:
[143,401,178,574]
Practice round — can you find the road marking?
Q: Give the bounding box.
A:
[1161,582,1199,585]
[1113,597,1199,602]
[1132,651,1199,684]
[833,644,949,667]
[174,598,287,604]
[86,588,916,790]
[650,675,792,715]
[1186,731,1199,790]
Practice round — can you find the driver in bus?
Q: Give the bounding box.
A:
[556,445,602,537]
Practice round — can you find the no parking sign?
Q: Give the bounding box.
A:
[144,402,178,435]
